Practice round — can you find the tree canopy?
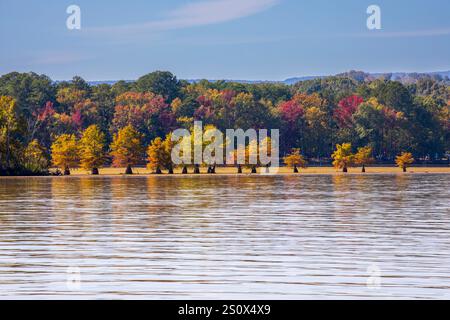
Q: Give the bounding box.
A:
[0,70,448,175]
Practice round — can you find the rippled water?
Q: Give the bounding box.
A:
[0,174,449,299]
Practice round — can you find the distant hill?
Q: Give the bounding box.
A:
[283,71,450,85]
[86,71,450,86]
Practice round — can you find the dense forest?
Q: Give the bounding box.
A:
[0,71,449,175]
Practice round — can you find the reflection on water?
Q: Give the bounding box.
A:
[0,174,449,299]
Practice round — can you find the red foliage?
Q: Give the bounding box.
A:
[279,100,304,124]
[36,101,56,122]
[334,95,364,128]
[221,90,237,103]
[71,109,83,128]
[195,95,214,121]
[196,95,212,108]
[113,92,175,134]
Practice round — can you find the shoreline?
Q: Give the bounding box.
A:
[1,166,449,178]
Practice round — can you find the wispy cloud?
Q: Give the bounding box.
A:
[88,0,280,35]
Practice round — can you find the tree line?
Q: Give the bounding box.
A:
[0,71,448,175]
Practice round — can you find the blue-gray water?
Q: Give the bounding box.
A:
[0,174,449,299]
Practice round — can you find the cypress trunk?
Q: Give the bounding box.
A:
[194,165,200,174]
[211,166,216,174]
[362,164,366,173]
[64,166,71,175]
[168,166,174,174]
[403,165,407,173]
[293,166,299,173]
[182,166,188,174]
[92,168,99,175]
[125,164,133,175]
[343,165,348,173]
[251,166,257,174]
[237,165,242,174]
[155,167,162,174]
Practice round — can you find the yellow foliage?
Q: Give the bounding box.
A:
[283,149,307,168]
[354,146,374,165]
[395,152,414,170]
[332,143,354,171]
[147,137,168,171]
[24,139,49,173]
[110,125,144,167]
[79,125,106,171]
[0,96,18,168]
[51,134,79,170]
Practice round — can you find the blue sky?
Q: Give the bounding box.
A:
[1,0,449,81]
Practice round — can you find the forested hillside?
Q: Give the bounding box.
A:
[0,71,449,175]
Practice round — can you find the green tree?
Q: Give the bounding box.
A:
[24,139,49,174]
[91,84,115,142]
[134,71,181,102]
[0,72,55,139]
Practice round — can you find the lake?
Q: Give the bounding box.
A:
[0,174,449,299]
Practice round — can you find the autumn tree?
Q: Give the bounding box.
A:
[232,92,272,130]
[110,125,144,174]
[0,72,55,144]
[147,137,166,174]
[227,136,272,174]
[332,143,354,173]
[278,98,304,151]
[0,96,19,170]
[334,95,364,128]
[24,139,49,174]
[112,92,175,143]
[56,87,86,110]
[246,139,259,173]
[395,152,414,172]
[51,134,79,175]
[283,149,307,173]
[1,71,450,175]
[354,146,374,173]
[353,98,406,159]
[258,136,273,173]
[162,133,176,174]
[146,133,176,174]
[79,125,106,175]
[202,124,225,174]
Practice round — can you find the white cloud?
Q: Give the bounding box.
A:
[89,0,279,34]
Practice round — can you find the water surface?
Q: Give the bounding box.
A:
[0,174,449,299]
